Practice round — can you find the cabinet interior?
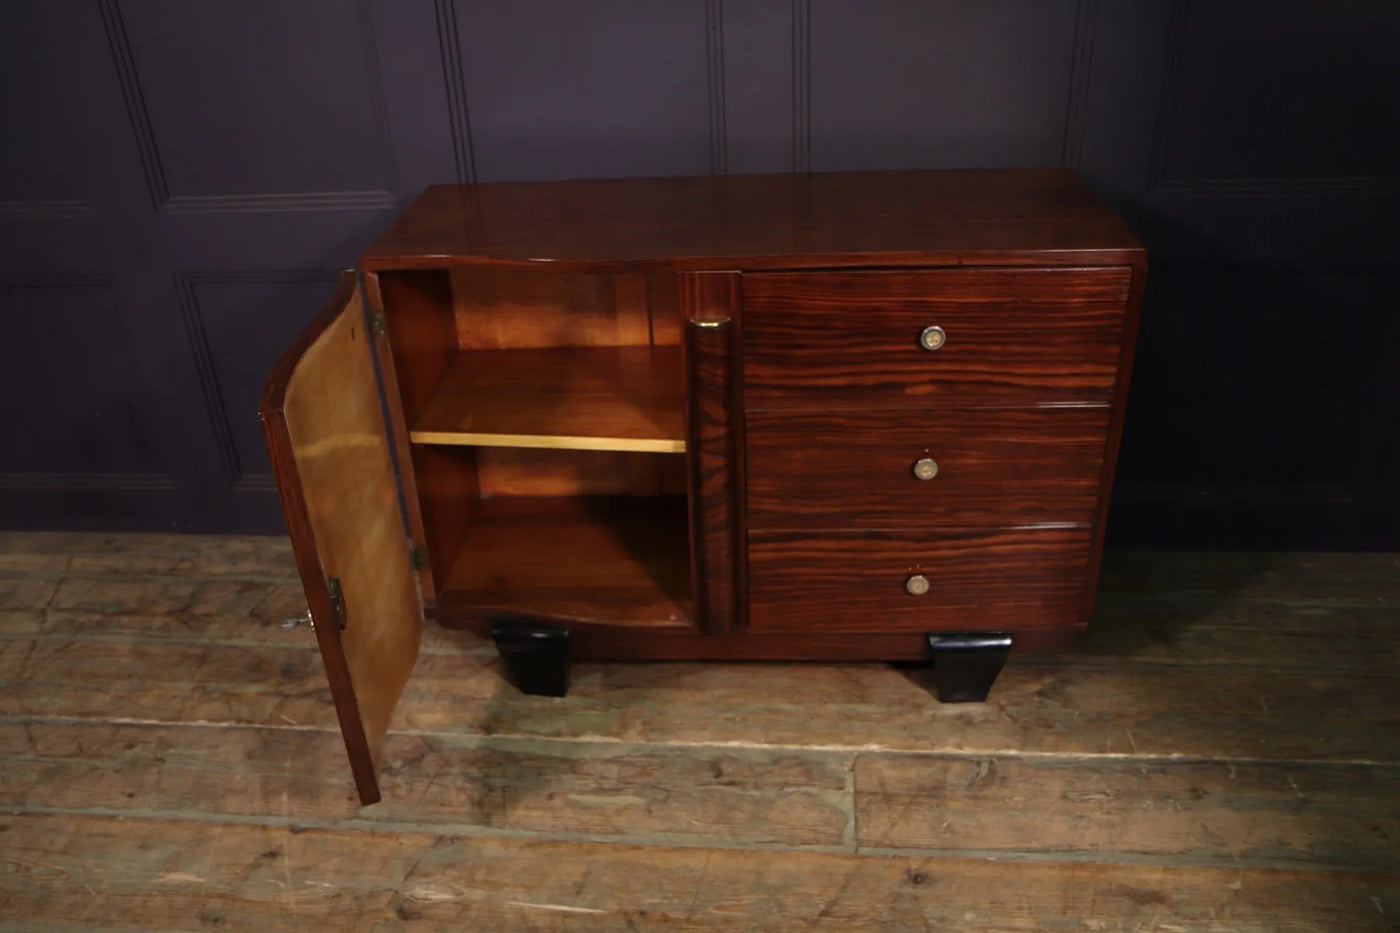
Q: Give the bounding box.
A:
[376,266,692,628]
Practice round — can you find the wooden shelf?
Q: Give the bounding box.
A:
[433,495,693,627]
[410,346,686,453]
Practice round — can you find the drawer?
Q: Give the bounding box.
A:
[747,527,1091,633]
[742,267,1131,409]
[745,407,1109,530]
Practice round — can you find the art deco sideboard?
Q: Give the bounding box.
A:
[261,170,1145,804]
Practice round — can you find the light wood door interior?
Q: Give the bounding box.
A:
[375,266,692,629]
[260,273,421,806]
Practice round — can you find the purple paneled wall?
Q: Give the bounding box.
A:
[1,0,1397,546]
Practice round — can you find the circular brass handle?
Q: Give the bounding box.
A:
[905,574,930,596]
[918,325,946,351]
[912,457,939,481]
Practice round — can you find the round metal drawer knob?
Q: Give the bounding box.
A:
[905,574,930,596]
[912,457,939,481]
[918,325,947,351]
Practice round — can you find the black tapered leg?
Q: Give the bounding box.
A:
[924,631,1012,702]
[492,621,570,697]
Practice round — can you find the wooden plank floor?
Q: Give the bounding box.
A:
[0,532,1397,931]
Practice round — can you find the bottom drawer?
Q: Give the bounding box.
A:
[747,527,1092,633]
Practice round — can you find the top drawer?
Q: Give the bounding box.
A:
[742,267,1132,410]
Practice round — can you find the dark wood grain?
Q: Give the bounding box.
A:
[742,267,1132,410]
[258,273,420,806]
[318,176,1136,700]
[360,171,1144,272]
[747,527,1092,633]
[1080,260,1148,623]
[746,407,1110,531]
[681,272,742,634]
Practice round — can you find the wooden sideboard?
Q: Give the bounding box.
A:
[261,170,1146,804]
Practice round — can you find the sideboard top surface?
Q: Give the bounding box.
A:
[360,169,1144,272]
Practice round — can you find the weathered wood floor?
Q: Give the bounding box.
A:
[0,532,1397,931]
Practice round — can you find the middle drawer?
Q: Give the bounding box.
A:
[745,406,1110,530]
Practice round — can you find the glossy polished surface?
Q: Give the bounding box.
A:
[747,526,1093,633]
[681,271,743,635]
[745,407,1110,531]
[361,170,1143,270]
[742,267,1132,409]
[335,172,1141,664]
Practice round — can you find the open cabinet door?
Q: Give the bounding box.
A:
[259,272,420,805]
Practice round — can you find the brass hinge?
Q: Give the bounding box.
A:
[367,308,387,338]
[410,546,429,570]
[327,576,348,631]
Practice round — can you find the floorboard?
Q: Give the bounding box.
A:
[0,533,1397,930]
[2,813,1396,932]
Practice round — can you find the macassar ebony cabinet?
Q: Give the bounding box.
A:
[260,170,1146,804]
